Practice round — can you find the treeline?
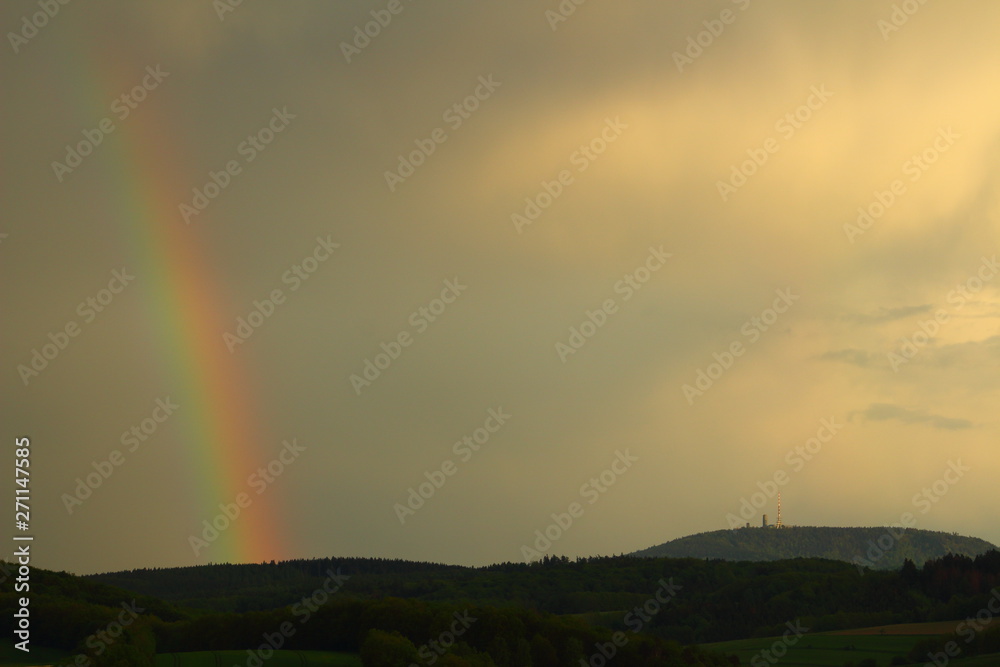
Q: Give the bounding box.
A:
[89,556,477,611]
[8,550,1000,665]
[86,551,1000,642]
[21,593,736,667]
[148,597,736,667]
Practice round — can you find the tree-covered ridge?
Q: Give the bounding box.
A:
[84,550,1000,643]
[7,551,1000,665]
[631,526,998,569]
[89,556,474,612]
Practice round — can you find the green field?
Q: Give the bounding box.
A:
[706,633,919,667]
[705,627,1000,667]
[948,654,1000,666]
[0,638,71,666]
[0,642,358,667]
[153,650,361,667]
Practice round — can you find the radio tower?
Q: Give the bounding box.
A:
[776,492,783,529]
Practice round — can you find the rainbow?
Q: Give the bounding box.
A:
[86,52,289,565]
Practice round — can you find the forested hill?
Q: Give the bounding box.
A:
[632,526,997,569]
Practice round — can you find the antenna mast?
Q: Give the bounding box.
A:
[776,492,782,529]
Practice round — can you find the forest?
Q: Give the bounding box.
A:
[3,549,1000,666]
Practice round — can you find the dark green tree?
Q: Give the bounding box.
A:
[360,629,419,667]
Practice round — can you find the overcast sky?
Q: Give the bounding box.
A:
[3,1,999,575]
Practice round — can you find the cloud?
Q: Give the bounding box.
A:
[7,0,1000,574]
[844,305,933,325]
[852,403,973,430]
[818,348,880,368]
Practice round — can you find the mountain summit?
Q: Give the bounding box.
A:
[632,526,997,570]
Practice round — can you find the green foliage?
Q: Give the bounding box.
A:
[360,629,418,667]
[11,549,1000,667]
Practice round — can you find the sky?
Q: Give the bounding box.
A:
[2,1,999,576]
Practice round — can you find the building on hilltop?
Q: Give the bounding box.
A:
[756,493,785,529]
[735,493,789,529]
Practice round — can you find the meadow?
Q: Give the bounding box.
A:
[704,620,1000,667]
[0,638,71,666]
[152,650,361,667]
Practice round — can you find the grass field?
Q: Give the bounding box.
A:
[948,653,1000,665]
[704,620,1000,667]
[153,650,362,667]
[0,638,71,667]
[829,618,999,636]
[706,633,919,667]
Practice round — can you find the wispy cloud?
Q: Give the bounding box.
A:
[818,348,879,368]
[844,305,933,325]
[851,403,973,430]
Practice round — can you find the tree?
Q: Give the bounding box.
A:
[530,634,558,667]
[512,637,533,667]
[360,629,419,667]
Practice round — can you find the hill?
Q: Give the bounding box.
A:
[9,549,1000,664]
[631,526,998,569]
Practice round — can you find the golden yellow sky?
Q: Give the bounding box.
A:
[2,0,998,573]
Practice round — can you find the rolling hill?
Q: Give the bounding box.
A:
[9,548,1000,663]
[631,526,998,569]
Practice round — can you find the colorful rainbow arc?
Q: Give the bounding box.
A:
[85,49,289,565]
